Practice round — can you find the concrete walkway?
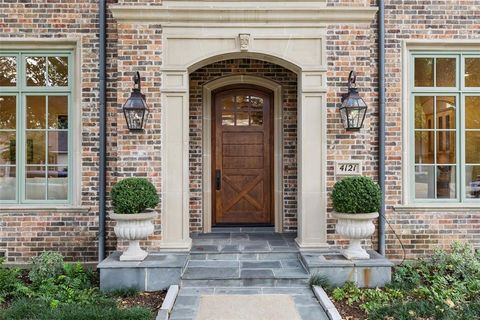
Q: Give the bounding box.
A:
[170,286,328,320]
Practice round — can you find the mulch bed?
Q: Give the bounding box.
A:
[115,290,167,318]
[330,298,368,320]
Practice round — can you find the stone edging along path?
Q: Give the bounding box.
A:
[312,286,342,320]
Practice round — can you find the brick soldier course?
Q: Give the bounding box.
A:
[0,0,479,264]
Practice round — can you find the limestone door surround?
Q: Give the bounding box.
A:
[111,1,378,250]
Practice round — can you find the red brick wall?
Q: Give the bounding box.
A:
[0,0,119,263]
[111,22,164,252]
[324,0,480,259]
[189,59,298,232]
[381,0,480,259]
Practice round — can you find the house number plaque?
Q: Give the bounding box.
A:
[335,160,362,176]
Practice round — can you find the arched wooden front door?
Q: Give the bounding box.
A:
[212,86,274,225]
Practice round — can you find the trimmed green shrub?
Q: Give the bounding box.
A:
[0,298,152,320]
[111,178,159,214]
[331,176,381,213]
[29,251,65,285]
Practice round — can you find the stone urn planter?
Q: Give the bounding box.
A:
[110,177,160,261]
[332,212,379,260]
[110,211,157,261]
[331,176,382,260]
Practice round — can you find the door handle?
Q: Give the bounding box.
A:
[215,169,221,190]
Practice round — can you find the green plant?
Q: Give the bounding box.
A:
[29,251,65,285]
[111,178,159,214]
[331,176,381,213]
[107,287,139,298]
[0,298,152,320]
[308,273,332,290]
[332,282,404,314]
[34,263,104,308]
[331,242,480,319]
[0,258,32,304]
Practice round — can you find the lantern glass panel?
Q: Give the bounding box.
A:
[125,109,146,130]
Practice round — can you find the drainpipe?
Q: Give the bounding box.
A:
[98,0,107,262]
[378,0,386,256]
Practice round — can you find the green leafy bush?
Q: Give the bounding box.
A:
[331,176,381,213]
[331,282,403,313]
[331,242,480,319]
[34,263,105,308]
[29,251,64,285]
[0,298,152,320]
[0,258,32,304]
[390,241,480,311]
[111,178,159,214]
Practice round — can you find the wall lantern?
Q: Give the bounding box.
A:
[123,71,149,131]
[339,71,368,131]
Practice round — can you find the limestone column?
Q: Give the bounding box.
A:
[160,71,192,250]
[296,72,329,248]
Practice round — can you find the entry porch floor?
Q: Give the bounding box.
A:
[98,228,393,319]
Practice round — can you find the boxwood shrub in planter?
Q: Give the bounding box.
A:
[331,176,381,260]
[110,178,159,261]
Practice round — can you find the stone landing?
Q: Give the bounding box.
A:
[98,229,393,292]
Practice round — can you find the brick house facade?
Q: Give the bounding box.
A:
[0,0,479,264]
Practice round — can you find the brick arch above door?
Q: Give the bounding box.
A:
[189,63,297,233]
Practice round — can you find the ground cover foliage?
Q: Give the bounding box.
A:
[329,242,480,320]
[0,252,153,320]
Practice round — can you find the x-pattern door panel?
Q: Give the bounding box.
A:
[213,87,273,225]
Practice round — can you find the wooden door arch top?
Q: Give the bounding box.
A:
[212,85,274,225]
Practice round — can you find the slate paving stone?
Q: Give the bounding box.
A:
[220,244,239,252]
[241,261,282,269]
[173,295,200,308]
[182,267,239,279]
[297,305,329,320]
[241,269,275,278]
[273,268,309,279]
[206,253,238,260]
[241,244,270,251]
[281,259,304,268]
[238,253,258,260]
[268,240,288,246]
[191,245,220,253]
[188,260,239,268]
[214,288,262,294]
[230,233,249,239]
[169,308,196,320]
[178,287,215,295]
[292,294,322,306]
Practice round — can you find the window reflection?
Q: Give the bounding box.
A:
[465,58,480,87]
[415,58,434,87]
[26,57,47,86]
[220,94,264,127]
[0,57,16,86]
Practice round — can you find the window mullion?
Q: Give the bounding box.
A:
[433,95,438,199]
[45,96,49,201]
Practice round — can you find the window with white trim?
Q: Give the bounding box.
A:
[412,53,480,202]
[0,51,73,204]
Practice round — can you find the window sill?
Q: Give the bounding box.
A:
[393,204,480,212]
[0,206,91,214]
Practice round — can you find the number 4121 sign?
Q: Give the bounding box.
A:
[335,161,362,176]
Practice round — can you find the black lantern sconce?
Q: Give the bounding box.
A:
[339,71,368,131]
[123,71,149,131]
